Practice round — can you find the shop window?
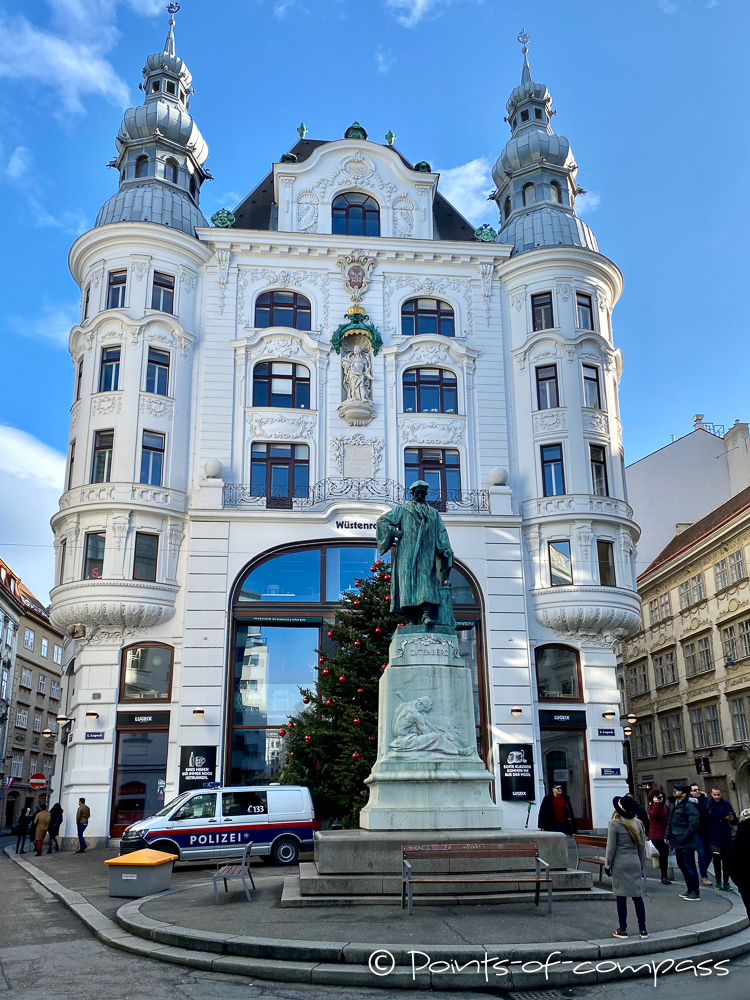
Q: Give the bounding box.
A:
[133,533,158,582]
[331,192,380,236]
[401,297,455,337]
[404,448,460,510]
[535,644,581,701]
[254,290,311,330]
[250,443,309,509]
[536,365,559,410]
[83,532,105,579]
[120,644,173,701]
[402,368,457,413]
[111,728,168,836]
[252,362,310,408]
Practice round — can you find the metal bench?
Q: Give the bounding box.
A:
[574,834,608,881]
[401,843,552,916]
[212,841,256,904]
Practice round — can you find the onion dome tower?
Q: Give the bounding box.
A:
[95,4,210,234]
[492,31,597,254]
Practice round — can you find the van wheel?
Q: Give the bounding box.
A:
[151,840,179,860]
[271,838,299,866]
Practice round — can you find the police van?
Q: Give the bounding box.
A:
[119,784,315,865]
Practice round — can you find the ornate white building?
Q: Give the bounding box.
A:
[50,19,641,842]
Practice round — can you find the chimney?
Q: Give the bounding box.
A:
[692,414,705,431]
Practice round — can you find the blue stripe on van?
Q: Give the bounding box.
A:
[144,821,313,850]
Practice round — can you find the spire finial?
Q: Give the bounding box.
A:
[297,122,308,139]
[517,28,532,85]
[164,2,179,57]
[517,28,530,54]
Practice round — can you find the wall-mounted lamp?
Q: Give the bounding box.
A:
[511,706,523,717]
[192,707,205,718]
[42,728,53,739]
[623,726,632,737]
[56,714,68,725]
[85,711,99,720]
[602,709,616,721]
[627,713,637,725]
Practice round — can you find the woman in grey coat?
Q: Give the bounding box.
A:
[605,794,647,938]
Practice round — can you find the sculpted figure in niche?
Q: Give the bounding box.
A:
[341,344,373,402]
[389,695,472,756]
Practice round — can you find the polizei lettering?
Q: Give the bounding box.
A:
[188,831,251,845]
[335,520,376,530]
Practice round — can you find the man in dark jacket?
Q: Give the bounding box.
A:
[538,784,578,835]
[704,787,737,891]
[666,784,701,900]
[690,783,711,885]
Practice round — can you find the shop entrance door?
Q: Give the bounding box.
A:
[540,728,592,830]
[111,729,168,837]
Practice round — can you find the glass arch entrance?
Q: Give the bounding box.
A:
[226,541,487,784]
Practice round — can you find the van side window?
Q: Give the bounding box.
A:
[173,793,216,820]
[222,790,268,816]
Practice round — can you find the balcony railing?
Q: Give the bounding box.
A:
[223,478,490,514]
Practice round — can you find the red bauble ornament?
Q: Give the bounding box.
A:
[353,717,361,725]
[352,752,360,760]
[339,675,347,683]
[354,640,360,646]
[353,600,360,605]
[289,751,294,756]
[368,736,376,742]
[327,630,334,638]
[304,735,312,743]
[381,663,387,671]
[357,687,364,694]
[278,729,286,736]
[384,574,391,581]
[323,668,330,675]
[319,656,325,663]
[370,565,377,571]
[325,699,333,707]
[302,696,310,704]
[375,627,382,633]
[385,595,390,601]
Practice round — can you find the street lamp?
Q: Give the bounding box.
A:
[627,713,637,725]
[623,726,632,737]
[42,728,53,739]
[192,707,205,718]
[56,714,68,725]
[511,706,522,717]
[85,711,99,720]
[602,709,616,721]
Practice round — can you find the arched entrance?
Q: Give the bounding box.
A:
[225,541,487,784]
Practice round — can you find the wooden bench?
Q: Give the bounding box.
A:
[401,843,552,916]
[574,834,608,881]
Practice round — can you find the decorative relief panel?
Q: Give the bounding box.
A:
[131,486,172,504]
[238,266,329,331]
[70,401,80,429]
[246,413,316,440]
[392,195,415,238]
[555,282,572,302]
[140,396,174,419]
[479,263,494,326]
[91,394,121,416]
[330,434,383,476]
[533,409,567,434]
[130,259,151,282]
[314,151,397,205]
[297,190,320,233]
[400,419,464,446]
[383,274,473,337]
[178,266,196,294]
[510,286,527,312]
[581,409,610,434]
[216,249,231,315]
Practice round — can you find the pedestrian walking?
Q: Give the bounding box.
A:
[647,788,671,884]
[14,808,31,855]
[33,805,51,857]
[537,784,578,834]
[666,783,701,900]
[704,786,737,891]
[689,782,712,887]
[76,798,90,853]
[48,802,63,853]
[604,794,648,939]
[728,808,750,916]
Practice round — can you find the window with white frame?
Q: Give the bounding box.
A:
[33,712,42,733]
[679,572,705,609]
[648,598,659,626]
[53,644,62,665]
[20,667,32,688]
[729,549,745,583]
[654,650,677,686]
[634,720,656,758]
[40,637,48,658]
[715,558,730,592]
[50,679,61,700]
[627,660,649,697]
[691,704,722,748]
[24,628,34,650]
[684,635,713,676]
[37,675,46,695]
[731,697,749,742]
[42,757,53,781]
[16,707,28,728]
[10,754,23,778]
[47,715,58,734]
[29,754,38,776]
[660,593,671,620]
[0,666,7,700]
[660,712,685,754]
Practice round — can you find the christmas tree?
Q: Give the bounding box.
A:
[278,558,402,827]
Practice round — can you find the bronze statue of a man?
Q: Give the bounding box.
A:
[376,480,454,625]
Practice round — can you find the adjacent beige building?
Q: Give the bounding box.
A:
[621,484,750,809]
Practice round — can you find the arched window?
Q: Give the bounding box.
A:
[135,155,149,179]
[252,362,310,408]
[254,291,311,330]
[119,643,173,702]
[504,197,511,220]
[401,298,455,337]
[164,158,178,184]
[229,543,486,784]
[403,368,457,414]
[331,192,380,237]
[550,181,562,204]
[522,183,536,206]
[535,644,582,701]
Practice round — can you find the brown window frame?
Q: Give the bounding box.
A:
[531,292,554,331]
[400,297,455,337]
[250,442,310,510]
[252,362,311,409]
[404,447,461,511]
[576,292,594,330]
[118,642,174,704]
[402,367,458,414]
[254,290,311,330]
[331,192,380,236]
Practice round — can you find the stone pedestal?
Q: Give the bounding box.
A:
[360,624,503,831]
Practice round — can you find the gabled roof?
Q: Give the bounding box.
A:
[639,483,750,581]
[232,138,476,240]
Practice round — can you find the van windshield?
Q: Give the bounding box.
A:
[150,791,191,818]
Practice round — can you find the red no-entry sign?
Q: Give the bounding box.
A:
[28,773,47,790]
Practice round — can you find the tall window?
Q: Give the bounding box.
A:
[628,661,648,696]
[252,363,310,408]
[404,448,460,510]
[535,365,559,409]
[24,628,34,651]
[723,619,750,663]
[107,271,127,309]
[83,532,105,579]
[164,158,178,183]
[254,291,311,330]
[403,368,457,414]
[67,441,75,492]
[51,679,61,699]
[549,181,562,204]
[99,347,120,392]
[401,298,455,337]
[680,573,704,608]
[20,667,32,688]
[11,754,23,778]
[576,293,594,330]
[654,650,677,686]
[548,540,572,586]
[76,358,84,401]
[146,348,170,396]
[522,183,536,206]
[251,443,309,509]
[58,541,66,586]
[91,430,114,483]
[121,644,173,701]
[40,640,48,660]
[531,292,554,331]
[731,697,749,742]
[634,720,656,758]
[53,645,62,666]
[535,644,581,700]
[34,712,42,733]
[660,712,685,753]
[331,192,380,236]
[597,540,616,586]
[83,286,90,321]
[730,549,746,583]
[590,445,609,496]
[504,196,511,219]
[684,635,713,676]
[135,155,148,178]
[16,708,28,729]
[133,533,158,582]
[140,431,165,486]
[660,593,671,620]
[691,704,721,748]
[716,550,745,590]
[583,365,602,409]
[541,444,565,496]
[151,272,174,313]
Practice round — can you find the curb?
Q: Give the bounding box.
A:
[6,846,750,991]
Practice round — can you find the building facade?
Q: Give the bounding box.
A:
[0,559,21,827]
[621,485,750,809]
[50,20,641,842]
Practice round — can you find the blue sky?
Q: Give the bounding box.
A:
[0,0,748,598]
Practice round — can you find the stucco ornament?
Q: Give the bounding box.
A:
[337,248,376,304]
[331,305,383,356]
[339,340,375,426]
[389,696,473,756]
[474,223,497,242]
[211,208,235,227]
[297,190,319,233]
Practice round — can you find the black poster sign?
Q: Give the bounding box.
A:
[538,709,587,729]
[497,743,536,802]
[179,745,218,792]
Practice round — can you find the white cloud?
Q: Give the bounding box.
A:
[9,303,81,350]
[435,157,495,227]
[7,145,31,180]
[0,425,65,603]
[575,190,601,215]
[657,0,679,11]
[385,0,445,27]
[374,47,396,74]
[1,145,90,234]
